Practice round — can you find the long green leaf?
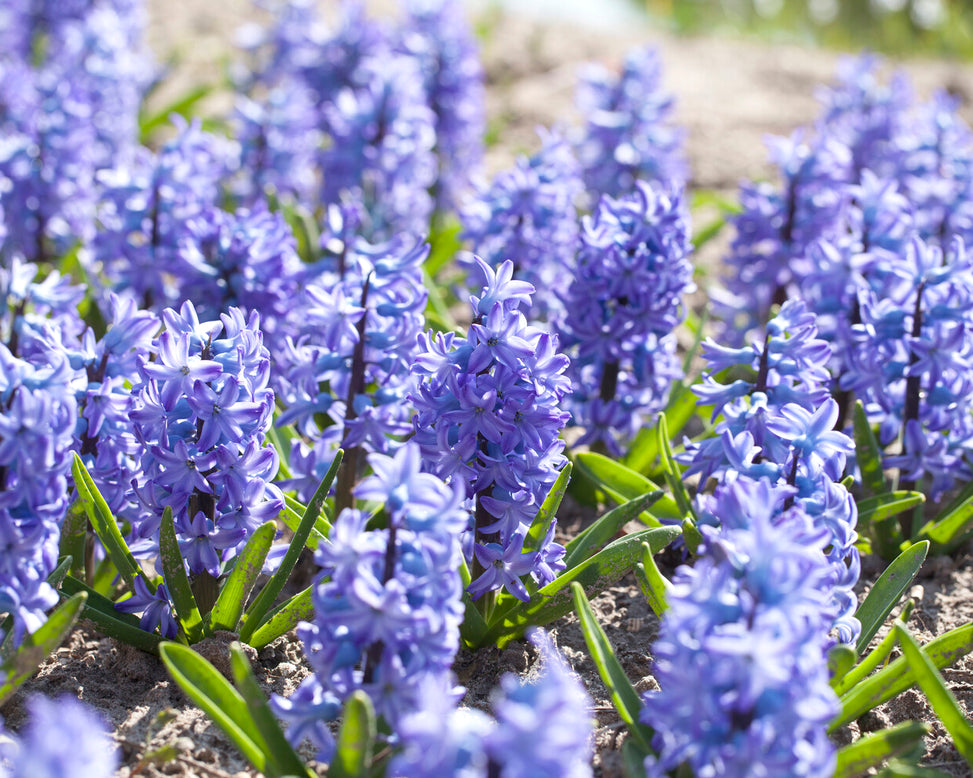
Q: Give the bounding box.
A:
[833,622,973,729]
[853,400,887,495]
[60,575,164,654]
[834,720,931,778]
[208,521,276,634]
[921,489,973,545]
[59,500,88,579]
[158,507,203,642]
[828,644,858,690]
[160,642,270,774]
[855,541,928,655]
[479,526,680,648]
[280,495,330,549]
[656,413,695,521]
[229,644,311,777]
[241,454,342,642]
[634,541,672,617]
[858,492,925,526]
[573,452,682,520]
[0,592,86,706]
[571,582,653,752]
[330,691,377,778]
[562,491,663,570]
[624,385,699,475]
[247,585,315,650]
[71,454,146,591]
[526,463,572,549]
[458,559,490,648]
[139,84,213,140]
[894,624,973,767]
[836,601,915,697]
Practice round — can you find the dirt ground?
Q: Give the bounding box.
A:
[9,2,973,776]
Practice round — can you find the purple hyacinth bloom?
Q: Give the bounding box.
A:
[0,694,117,778]
[275,444,467,751]
[410,257,571,601]
[399,0,486,212]
[641,478,839,778]
[129,302,281,579]
[575,46,686,200]
[558,180,693,454]
[114,576,178,639]
[461,129,581,325]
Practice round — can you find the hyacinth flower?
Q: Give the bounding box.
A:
[558,180,693,455]
[275,204,428,505]
[686,299,860,642]
[0,694,117,778]
[460,129,582,325]
[274,444,467,759]
[410,257,571,602]
[398,0,486,213]
[91,117,237,309]
[392,629,594,778]
[716,130,852,341]
[641,477,839,778]
[126,301,282,622]
[575,46,686,200]
[841,236,973,505]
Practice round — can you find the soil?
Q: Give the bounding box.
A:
[10,2,973,776]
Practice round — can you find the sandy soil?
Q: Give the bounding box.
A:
[9,2,973,776]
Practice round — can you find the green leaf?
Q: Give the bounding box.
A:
[855,541,929,655]
[241,453,342,642]
[0,592,86,706]
[573,452,682,520]
[571,582,653,752]
[833,622,973,729]
[160,642,272,775]
[834,720,931,778]
[858,492,925,526]
[562,491,663,570]
[680,517,703,555]
[139,84,213,141]
[331,691,377,778]
[836,600,915,697]
[894,624,973,767]
[622,736,652,778]
[828,644,858,689]
[920,488,973,546]
[526,463,572,549]
[71,454,147,591]
[229,643,311,778]
[247,585,314,650]
[656,413,695,522]
[61,575,164,654]
[279,496,330,550]
[478,526,680,648]
[425,216,463,277]
[158,507,203,642]
[208,521,276,634]
[59,500,88,579]
[634,541,672,617]
[624,385,699,475]
[853,401,887,495]
[458,559,490,648]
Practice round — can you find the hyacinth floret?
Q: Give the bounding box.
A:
[461,129,581,325]
[641,477,839,778]
[575,46,686,199]
[128,302,281,581]
[275,444,466,759]
[0,694,117,778]
[558,180,693,454]
[410,257,571,602]
[392,629,594,778]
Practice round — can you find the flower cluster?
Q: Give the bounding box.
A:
[275,206,428,501]
[0,694,117,778]
[574,46,686,200]
[641,478,839,778]
[392,629,594,778]
[275,445,467,758]
[126,302,281,628]
[688,300,860,642]
[461,129,582,325]
[558,181,693,454]
[410,259,572,601]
